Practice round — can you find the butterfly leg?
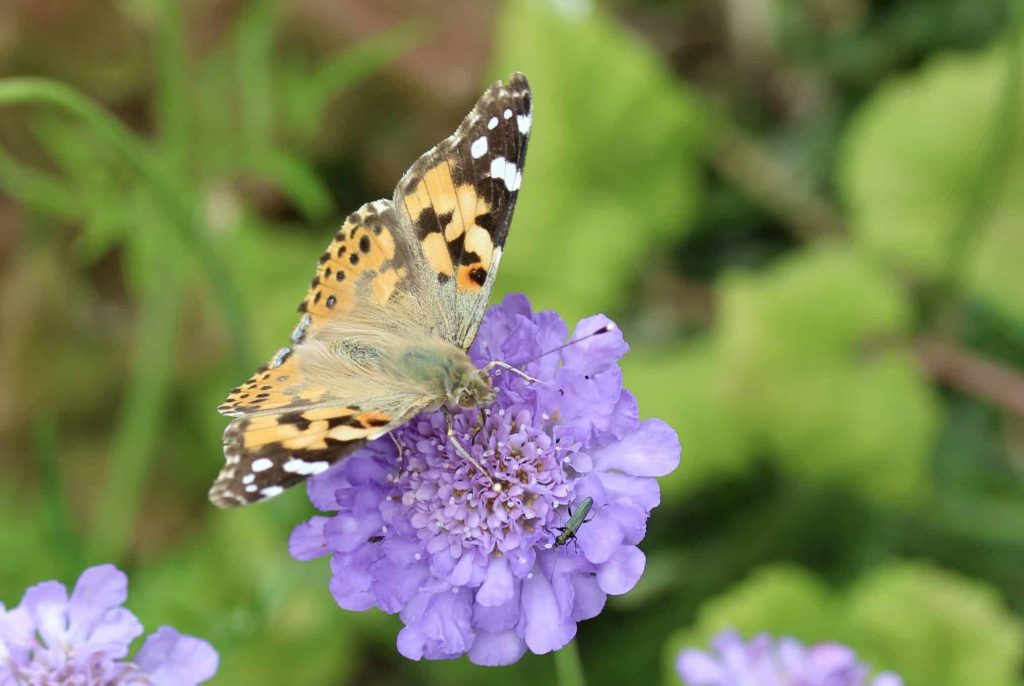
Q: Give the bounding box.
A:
[471,407,488,441]
[443,407,500,489]
[389,431,406,470]
[483,360,540,384]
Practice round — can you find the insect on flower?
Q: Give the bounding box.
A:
[552,496,594,548]
[290,294,682,665]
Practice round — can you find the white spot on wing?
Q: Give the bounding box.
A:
[489,156,521,190]
[242,474,255,485]
[283,458,330,475]
[291,314,312,345]
[268,347,291,369]
[517,113,531,134]
[503,108,513,119]
[487,116,499,130]
[470,136,488,159]
[251,458,273,473]
[261,486,283,498]
[245,484,257,493]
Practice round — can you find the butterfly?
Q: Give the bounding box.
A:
[209,73,532,508]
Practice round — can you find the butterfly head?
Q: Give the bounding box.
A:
[447,361,496,409]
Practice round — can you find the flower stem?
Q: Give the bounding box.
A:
[554,639,587,686]
[32,416,80,576]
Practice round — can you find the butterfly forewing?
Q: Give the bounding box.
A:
[210,73,532,508]
[394,72,532,348]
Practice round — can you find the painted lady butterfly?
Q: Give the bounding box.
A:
[210,73,532,507]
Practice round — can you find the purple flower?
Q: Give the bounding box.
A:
[677,630,903,686]
[290,293,680,665]
[0,564,218,685]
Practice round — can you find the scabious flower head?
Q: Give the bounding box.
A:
[677,629,903,686]
[290,293,680,665]
[0,564,218,685]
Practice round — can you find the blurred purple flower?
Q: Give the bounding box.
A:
[677,629,903,686]
[291,293,680,665]
[0,564,218,685]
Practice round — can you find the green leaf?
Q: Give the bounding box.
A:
[714,248,941,505]
[847,562,1024,686]
[490,0,709,320]
[838,33,1024,325]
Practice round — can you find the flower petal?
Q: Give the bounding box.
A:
[577,510,623,564]
[520,573,575,654]
[596,545,645,595]
[468,629,528,666]
[329,552,376,611]
[289,517,331,560]
[595,472,661,510]
[568,573,606,622]
[68,565,130,642]
[676,649,729,685]
[19,579,70,648]
[473,583,521,632]
[135,626,219,686]
[477,556,514,607]
[86,607,143,658]
[592,419,680,477]
[396,625,427,661]
[562,314,629,373]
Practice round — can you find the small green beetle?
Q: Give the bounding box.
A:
[553,497,594,548]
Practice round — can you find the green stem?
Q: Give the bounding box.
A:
[32,416,80,576]
[0,146,79,219]
[155,0,190,172]
[0,77,253,375]
[554,639,587,686]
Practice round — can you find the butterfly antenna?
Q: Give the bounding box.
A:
[484,325,616,384]
[522,323,616,367]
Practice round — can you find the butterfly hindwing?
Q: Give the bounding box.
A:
[209,405,395,507]
[395,72,532,348]
[218,348,328,417]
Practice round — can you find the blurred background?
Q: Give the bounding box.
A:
[1,0,1023,684]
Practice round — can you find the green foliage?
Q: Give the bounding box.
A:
[490,0,709,321]
[665,561,1024,686]
[848,562,1024,686]
[839,33,1024,326]
[713,248,941,505]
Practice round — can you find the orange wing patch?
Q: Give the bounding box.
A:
[234,407,392,451]
[401,161,495,293]
[297,201,409,337]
